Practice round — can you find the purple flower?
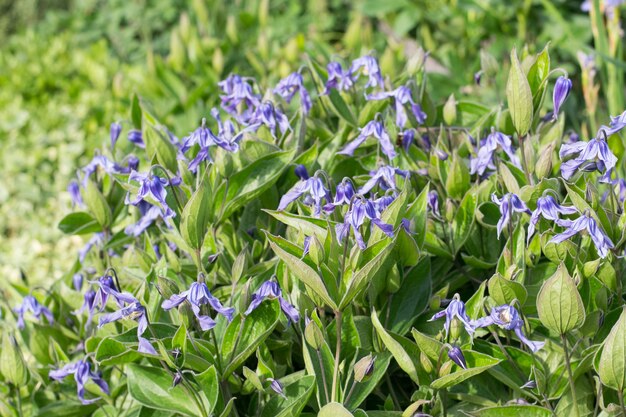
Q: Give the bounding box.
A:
[294,164,310,180]
[128,130,145,148]
[99,295,157,354]
[162,282,235,331]
[75,290,96,327]
[78,233,105,263]
[245,280,299,323]
[126,155,140,171]
[336,198,394,249]
[428,295,474,336]
[110,122,122,148]
[366,85,426,128]
[559,133,617,180]
[14,295,54,329]
[359,165,409,195]
[68,181,83,208]
[82,155,123,183]
[124,204,164,237]
[218,74,261,120]
[340,120,396,159]
[89,274,134,311]
[73,273,84,291]
[473,305,545,352]
[527,195,578,242]
[268,378,286,397]
[324,61,354,94]
[427,190,440,217]
[552,76,572,119]
[373,194,396,213]
[211,108,247,152]
[274,72,312,114]
[470,129,520,176]
[350,55,384,89]
[474,71,482,85]
[435,149,449,161]
[323,178,355,212]
[180,117,219,155]
[551,213,614,258]
[605,109,626,136]
[447,346,467,369]
[50,360,109,404]
[128,171,176,219]
[401,129,415,152]
[278,175,330,217]
[248,102,291,139]
[492,193,531,239]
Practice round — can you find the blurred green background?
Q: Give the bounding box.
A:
[0,0,604,286]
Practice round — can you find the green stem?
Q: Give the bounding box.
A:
[316,349,331,404]
[331,310,343,402]
[14,385,23,417]
[561,334,580,417]
[618,388,626,417]
[518,134,534,185]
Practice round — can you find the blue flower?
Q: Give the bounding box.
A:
[274,71,312,114]
[336,198,394,249]
[124,204,165,237]
[470,129,520,176]
[162,282,235,331]
[359,165,409,195]
[218,74,261,121]
[527,195,578,242]
[552,76,572,119]
[400,129,416,152]
[559,133,618,181]
[50,359,109,405]
[73,273,84,291]
[492,193,531,239]
[473,305,545,353]
[75,290,96,327]
[78,233,105,263]
[248,101,291,139]
[67,180,83,208]
[127,130,145,148]
[99,295,157,354]
[339,120,397,159]
[324,178,355,212]
[82,155,123,183]
[427,190,440,217]
[128,170,176,219]
[551,212,614,258]
[373,194,396,213]
[14,295,54,329]
[110,122,122,148]
[324,61,354,94]
[428,295,474,336]
[180,117,220,155]
[350,55,384,89]
[366,85,426,128]
[278,175,330,217]
[447,346,467,369]
[245,280,299,323]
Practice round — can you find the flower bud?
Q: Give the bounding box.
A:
[353,354,376,383]
[443,94,457,126]
[447,346,467,369]
[172,372,183,388]
[445,199,455,223]
[552,76,572,119]
[438,360,453,377]
[304,320,325,350]
[73,273,84,291]
[420,351,433,374]
[110,122,122,149]
[268,378,285,397]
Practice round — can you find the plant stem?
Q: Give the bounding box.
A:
[561,333,580,417]
[14,385,23,417]
[618,388,626,417]
[316,349,331,404]
[518,134,534,185]
[331,310,343,402]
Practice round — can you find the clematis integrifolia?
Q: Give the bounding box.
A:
[336,198,394,249]
[245,280,299,323]
[14,295,54,329]
[491,193,531,239]
[428,294,474,336]
[473,305,545,352]
[470,129,520,176]
[527,195,578,242]
[551,212,614,258]
[339,120,396,159]
[50,359,109,404]
[162,281,234,331]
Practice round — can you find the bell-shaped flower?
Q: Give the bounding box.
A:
[162,282,235,331]
[127,130,145,148]
[68,180,83,208]
[359,165,409,195]
[447,346,467,369]
[527,195,578,242]
[75,290,97,327]
[473,305,545,352]
[211,108,247,152]
[552,76,572,119]
[14,295,54,329]
[373,194,396,213]
[324,61,354,94]
[336,198,394,249]
[324,178,355,212]
[559,133,618,180]
[366,85,426,128]
[427,190,440,217]
[128,170,176,219]
[218,74,261,120]
[124,204,164,237]
[110,122,122,148]
[180,117,220,154]
[339,120,396,159]
[245,280,299,323]
[248,101,291,139]
[551,212,614,258]
[274,71,312,114]
[428,295,474,336]
[50,359,109,405]
[99,295,157,354]
[492,193,531,238]
[278,174,330,217]
[350,55,384,89]
[82,155,124,183]
[470,129,520,176]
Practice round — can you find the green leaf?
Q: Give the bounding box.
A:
[536,263,585,334]
[409,184,429,249]
[488,273,528,306]
[445,155,470,199]
[180,176,211,249]
[431,350,501,389]
[386,258,431,335]
[264,210,331,243]
[527,44,551,114]
[260,374,316,417]
[0,333,29,385]
[196,366,218,415]
[144,124,178,174]
[95,338,142,366]
[327,89,357,127]
[267,232,337,309]
[35,402,98,417]
[58,212,102,235]
[452,192,476,253]
[131,93,142,130]
[598,306,626,391]
[217,149,294,219]
[506,48,533,136]
[345,352,392,409]
[474,405,552,416]
[318,402,354,417]
[221,300,281,378]
[83,179,112,228]
[126,364,201,416]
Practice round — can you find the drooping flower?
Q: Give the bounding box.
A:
[75,290,96,327]
[447,346,467,369]
[127,130,145,148]
[211,108,247,152]
[68,180,83,208]
[274,72,312,114]
[373,194,396,213]
[14,295,54,329]
[127,171,176,219]
[89,274,132,311]
[99,295,157,354]
[82,155,123,183]
[324,61,354,94]
[336,198,394,249]
[180,117,219,154]
[110,122,122,148]
[559,133,618,181]
[124,204,164,237]
[218,74,261,120]
[162,282,235,331]
[470,129,520,176]
[278,174,330,217]
[359,165,409,195]
[73,273,84,291]
[49,360,109,404]
[350,55,384,89]
[527,195,578,242]
[428,295,474,336]
[401,129,416,152]
[340,120,396,159]
[552,76,572,119]
[248,101,291,139]
[324,178,355,212]
[427,190,440,217]
[366,85,426,128]
[491,193,531,239]
[551,212,614,258]
[245,280,299,323]
[78,233,105,263]
[473,305,545,352]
